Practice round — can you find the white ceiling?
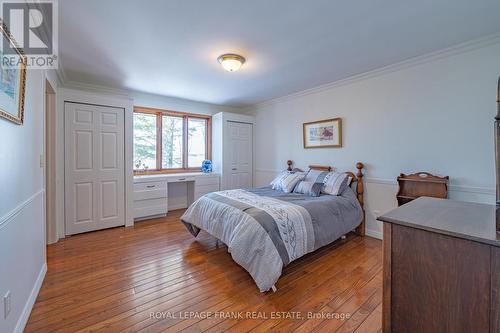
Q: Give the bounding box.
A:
[59,0,500,106]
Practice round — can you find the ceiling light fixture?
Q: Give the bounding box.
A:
[217,53,245,72]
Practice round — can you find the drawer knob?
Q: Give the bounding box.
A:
[178,178,186,181]
[146,185,156,188]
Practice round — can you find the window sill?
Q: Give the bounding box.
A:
[134,169,202,176]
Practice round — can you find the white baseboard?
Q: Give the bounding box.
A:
[366,229,383,240]
[168,203,188,211]
[14,262,47,333]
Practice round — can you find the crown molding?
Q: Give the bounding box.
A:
[56,32,500,111]
[251,32,500,110]
[62,80,132,98]
[55,57,68,86]
[61,79,246,113]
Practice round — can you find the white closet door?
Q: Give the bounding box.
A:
[227,121,253,189]
[64,102,125,235]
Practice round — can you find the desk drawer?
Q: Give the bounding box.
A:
[167,176,195,183]
[134,181,167,201]
[196,175,219,186]
[134,198,167,219]
[134,181,166,192]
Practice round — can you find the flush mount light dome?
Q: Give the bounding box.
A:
[217,53,246,72]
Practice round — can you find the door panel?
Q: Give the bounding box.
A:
[75,131,93,169]
[101,132,117,169]
[65,102,125,235]
[74,182,93,223]
[226,121,253,190]
[101,181,118,219]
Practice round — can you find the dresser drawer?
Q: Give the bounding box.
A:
[134,181,167,201]
[195,184,219,200]
[195,175,219,186]
[196,184,219,193]
[133,197,167,219]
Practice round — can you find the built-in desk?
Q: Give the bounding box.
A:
[133,172,219,221]
[378,197,500,333]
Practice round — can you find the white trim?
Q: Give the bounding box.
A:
[448,184,495,196]
[14,263,47,333]
[43,71,59,244]
[255,168,281,174]
[55,57,68,85]
[62,81,131,98]
[54,33,500,111]
[0,190,44,230]
[366,229,383,240]
[364,177,397,186]
[61,81,241,113]
[167,203,189,211]
[365,177,495,196]
[257,170,495,197]
[252,33,500,109]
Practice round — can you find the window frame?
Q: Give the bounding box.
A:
[133,106,211,175]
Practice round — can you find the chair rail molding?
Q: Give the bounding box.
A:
[255,168,495,197]
[0,189,44,230]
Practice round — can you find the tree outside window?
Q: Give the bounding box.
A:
[133,108,210,173]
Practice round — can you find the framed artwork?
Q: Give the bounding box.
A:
[0,21,27,125]
[303,118,342,148]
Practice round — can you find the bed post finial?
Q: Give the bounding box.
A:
[287,160,293,171]
[355,162,365,236]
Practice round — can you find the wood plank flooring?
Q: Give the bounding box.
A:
[25,209,383,333]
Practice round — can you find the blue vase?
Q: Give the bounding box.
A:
[201,160,212,173]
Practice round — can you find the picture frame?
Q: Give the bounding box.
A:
[0,21,27,125]
[303,117,342,148]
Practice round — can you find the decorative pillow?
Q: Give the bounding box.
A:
[270,170,289,188]
[293,170,329,196]
[322,172,349,195]
[270,171,305,193]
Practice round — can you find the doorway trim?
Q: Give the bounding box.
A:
[44,77,57,244]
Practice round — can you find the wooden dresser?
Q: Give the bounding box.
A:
[378,198,500,333]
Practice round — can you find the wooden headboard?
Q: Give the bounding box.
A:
[287,160,365,236]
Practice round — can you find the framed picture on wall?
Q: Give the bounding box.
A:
[303,118,342,148]
[0,21,27,125]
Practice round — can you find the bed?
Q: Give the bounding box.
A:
[181,161,366,292]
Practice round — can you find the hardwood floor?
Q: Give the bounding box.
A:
[25,209,383,333]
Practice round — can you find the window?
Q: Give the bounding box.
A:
[133,107,210,173]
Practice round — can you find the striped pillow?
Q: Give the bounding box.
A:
[293,170,329,196]
[270,171,305,193]
[322,172,349,195]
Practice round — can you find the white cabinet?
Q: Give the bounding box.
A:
[212,112,254,190]
[194,173,219,200]
[133,173,219,221]
[133,180,168,220]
